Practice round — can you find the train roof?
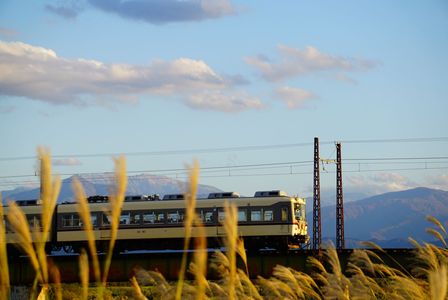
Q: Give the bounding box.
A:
[4,190,305,213]
[57,191,305,212]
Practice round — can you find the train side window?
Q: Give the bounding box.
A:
[102,214,111,226]
[238,210,247,222]
[218,211,225,222]
[143,212,155,224]
[120,213,130,225]
[281,207,288,221]
[62,214,81,227]
[91,214,98,227]
[264,210,273,221]
[62,215,72,227]
[156,213,165,223]
[200,209,213,223]
[28,215,41,229]
[130,213,141,225]
[251,210,261,221]
[167,211,184,223]
[204,211,214,223]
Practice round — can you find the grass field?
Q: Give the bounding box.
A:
[1,148,447,299]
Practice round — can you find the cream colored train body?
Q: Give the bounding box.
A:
[4,191,309,253]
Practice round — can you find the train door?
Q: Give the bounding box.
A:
[280,206,290,234]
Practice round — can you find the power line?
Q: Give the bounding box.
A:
[1,159,447,188]
[0,137,447,162]
[1,156,447,180]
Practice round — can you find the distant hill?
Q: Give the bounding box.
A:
[1,173,223,203]
[308,187,448,247]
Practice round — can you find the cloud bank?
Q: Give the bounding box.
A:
[88,0,236,24]
[0,41,260,112]
[274,86,317,109]
[346,173,448,195]
[245,45,375,82]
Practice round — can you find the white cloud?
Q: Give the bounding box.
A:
[186,91,264,112]
[273,86,317,109]
[0,41,259,112]
[347,173,418,195]
[53,158,82,166]
[245,45,375,82]
[425,174,448,191]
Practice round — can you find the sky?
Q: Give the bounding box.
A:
[0,0,447,201]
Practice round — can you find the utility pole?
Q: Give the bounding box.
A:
[313,137,321,250]
[335,142,345,250]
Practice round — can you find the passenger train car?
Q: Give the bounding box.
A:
[3,190,309,253]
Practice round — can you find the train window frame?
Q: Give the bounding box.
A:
[251,210,262,222]
[143,211,165,225]
[102,213,111,226]
[167,210,183,224]
[90,213,98,228]
[130,212,141,225]
[27,214,42,229]
[199,209,215,224]
[119,212,131,225]
[238,209,247,222]
[263,210,273,221]
[62,214,81,228]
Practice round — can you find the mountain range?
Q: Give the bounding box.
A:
[309,187,448,248]
[1,173,222,203]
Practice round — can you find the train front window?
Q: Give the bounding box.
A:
[294,203,305,221]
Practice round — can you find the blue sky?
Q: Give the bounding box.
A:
[0,0,447,199]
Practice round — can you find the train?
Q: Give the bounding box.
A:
[3,190,309,254]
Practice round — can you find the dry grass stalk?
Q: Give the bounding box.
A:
[175,160,199,300]
[429,265,447,300]
[49,260,62,300]
[190,217,208,300]
[79,249,89,300]
[102,155,127,284]
[130,276,148,300]
[72,177,101,284]
[0,194,10,300]
[236,269,262,299]
[257,276,283,298]
[223,201,238,300]
[7,200,43,282]
[36,148,61,285]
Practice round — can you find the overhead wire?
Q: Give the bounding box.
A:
[0,137,447,162]
[0,156,447,188]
